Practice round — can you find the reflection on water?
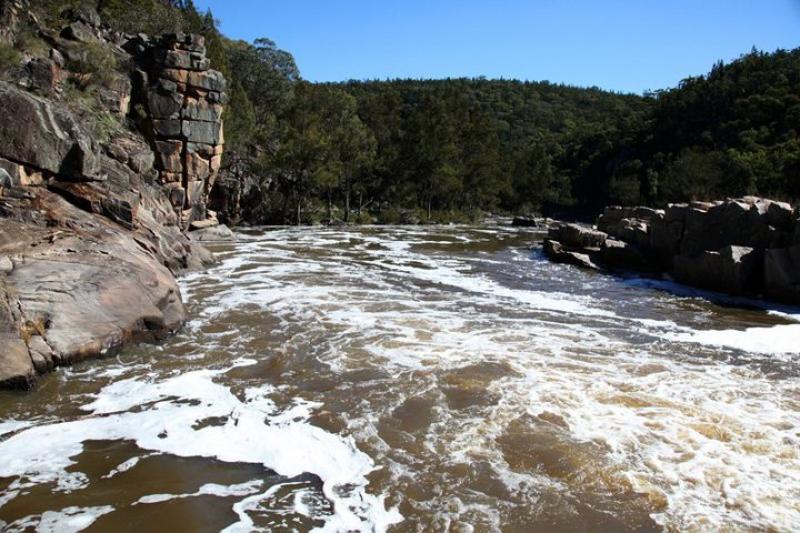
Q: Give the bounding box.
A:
[1,225,799,532]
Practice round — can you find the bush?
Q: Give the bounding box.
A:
[0,43,21,74]
[15,30,49,58]
[92,110,122,144]
[98,0,189,35]
[66,41,119,88]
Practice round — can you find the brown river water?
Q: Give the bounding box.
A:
[1,225,799,532]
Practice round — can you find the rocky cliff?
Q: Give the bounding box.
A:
[543,197,800,305]
[0,3,229,388]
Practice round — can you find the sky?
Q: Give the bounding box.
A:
[193,0,800,94]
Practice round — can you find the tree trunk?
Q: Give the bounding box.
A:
[344,175,351,222]
[296,193,302,226]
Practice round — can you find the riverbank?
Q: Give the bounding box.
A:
[0,6,228,388]
[542,196,800,306]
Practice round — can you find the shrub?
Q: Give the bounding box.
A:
[15,29,48,58]
[0,43,21,74]
[66,41,119,88]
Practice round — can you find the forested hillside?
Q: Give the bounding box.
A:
[19,0,800,223]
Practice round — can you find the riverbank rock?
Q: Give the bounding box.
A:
[543,198,800,304]
[673,245,761,295]
[764,244,800,304]
[548,223,607,249]
[543,239,600,270]
[188,223,236,242]
[512,215,539,227]
[0,10,225,389]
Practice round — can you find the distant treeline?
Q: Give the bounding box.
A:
[31,1,800,223]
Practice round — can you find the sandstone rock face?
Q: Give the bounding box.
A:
[0,82,99,180]
[130,33,227,231]
[208,151,264,225]
[0,17,225,388]
[0,192,186,388]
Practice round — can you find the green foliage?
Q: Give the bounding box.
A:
[225,80,257,150]
[66,41,118,85]
[619,48,800,205]
[97,0,187,35]
[0,43,21,73]
[14,30,49,58]
[91,109,123,143]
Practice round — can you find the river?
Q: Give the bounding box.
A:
[1,225,799,532]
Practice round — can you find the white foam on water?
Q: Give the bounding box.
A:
[135,479,263,505]
[0,362,401,531]
[5,505,114,533]
[666,323,800,355]
[0,420,32,438]
[5,226,800,531]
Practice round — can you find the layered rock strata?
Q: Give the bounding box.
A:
[0,6,225,388]
[126,32,226,230]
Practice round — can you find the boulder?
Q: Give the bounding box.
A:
[673,245,761,295]
[543,239,600,270]
[61,21,98,43]
[512,216,539,227]
[20,57,61,95]
[679,200,773,257]
[548,223,607,249]
[763,244,800,304]
[0,81,99,180]
[602,239,655,271]
[188,224,236,242]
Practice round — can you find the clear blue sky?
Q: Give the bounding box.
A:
[193,0,800,94]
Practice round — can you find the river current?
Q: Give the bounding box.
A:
[1,225,799,532]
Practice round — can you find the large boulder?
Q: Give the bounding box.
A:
[602,239,656,272]
[649,205,688,268]
[0,191,189,387]
[543,239,600,270]
[188,223,236,242]
[673,245,761,295]
[679,199,784,257]
[548,223,607,249]
[763,245,800,304]
[0,82,99,180]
